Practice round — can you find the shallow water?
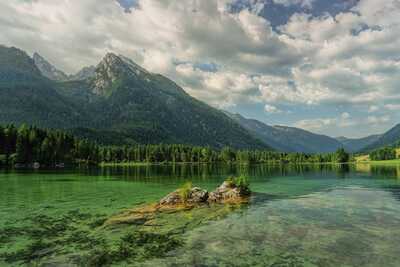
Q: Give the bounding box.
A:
[1,164,400,266]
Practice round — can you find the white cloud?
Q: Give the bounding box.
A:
[294,113,391,133]
[295,117,338,132]
[368,105,379,113]
[264,104,282,114]
[385,104,400,111]
[341,112,350,119]
[367,115,390,125]
[273,0,315,9]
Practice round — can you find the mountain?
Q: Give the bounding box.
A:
[0,45,44,84]
[79,53,268,148]
[0,45,268,149]
[336,135,382,153]
[227,113,344,153]
[33,52,69,81]
[0,46,88,128]
[362,124,400,151]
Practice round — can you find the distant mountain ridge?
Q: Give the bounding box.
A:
[69,66,96,81]
[0,45,268,149]
[33,53,69,81]
[226,112,344,153]
[33,52,95,82]
[362,124,400,151]
[336,135,382,153]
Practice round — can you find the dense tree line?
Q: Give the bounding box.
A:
[369,147,397,161]
[0,125,99,167]
[98,146,350,164]
[0,124,351,168]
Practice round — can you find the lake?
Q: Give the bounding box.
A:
[1,163,400,266]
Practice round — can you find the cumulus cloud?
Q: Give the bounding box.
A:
[264,104,282,113]
[368,105,379,113]
[273,0,315,9]
[385,104,400,111]
[295,113,391,134]
[366,115,391,125]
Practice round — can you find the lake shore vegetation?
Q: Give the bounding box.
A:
[0,124,357,168]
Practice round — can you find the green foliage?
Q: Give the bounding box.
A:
[235,175,250,190]
[334,148,350,163]
[370,147,396,161]
[0,124,356,168]
[226,176,250,191]
[221,147,236,162]
[0,124,99,167]
[178,182,193,202]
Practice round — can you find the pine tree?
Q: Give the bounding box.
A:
[0,125,4,155]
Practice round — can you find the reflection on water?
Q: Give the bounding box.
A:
[356,163,400,179]
[1,163,400,266]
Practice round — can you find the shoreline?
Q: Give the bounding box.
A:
[1,160,399,170]
[99,161,400,167]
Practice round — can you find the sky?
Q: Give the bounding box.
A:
[1,0,400,138]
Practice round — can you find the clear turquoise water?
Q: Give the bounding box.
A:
[1,164,400,266]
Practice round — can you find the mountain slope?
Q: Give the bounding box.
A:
[33,53,95,82]
[0,45,44,84]
[83,53,268,148]
[363,124,400,151]
[0,46,88,128]
[33,52,69,81]
[227,113,343,153]
[336,135,382,153]
[0,46,268,149]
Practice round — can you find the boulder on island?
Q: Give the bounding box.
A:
[159,186,208,206]
[160,177,251,206]
[208,179,251,204]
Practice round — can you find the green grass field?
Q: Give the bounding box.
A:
[355,148,400,165]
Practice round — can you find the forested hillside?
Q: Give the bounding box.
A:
[227,113,343,153]
[363,124,400,151]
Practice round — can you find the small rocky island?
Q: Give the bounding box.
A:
[106,176,251,226]
[160,177,251,207]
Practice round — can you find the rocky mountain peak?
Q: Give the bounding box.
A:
[91,52,150,96]
[32,52,68,81]
[99,53,149,76]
